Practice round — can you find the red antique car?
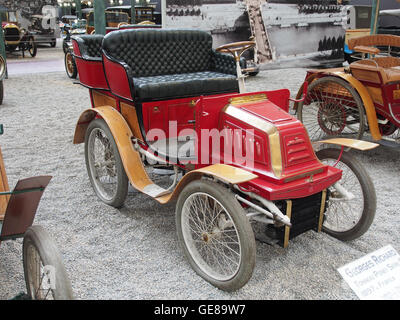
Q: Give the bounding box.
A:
[72,28,378,291]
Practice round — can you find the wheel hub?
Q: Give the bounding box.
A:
[317,102,346,135]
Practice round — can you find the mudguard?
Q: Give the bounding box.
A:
[294,70,382,141]
[74,106,257,204]
[317,138,379,151]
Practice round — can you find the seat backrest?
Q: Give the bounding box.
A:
[348,34,400,51]
[102,28,214,77]
[73,34,104,60]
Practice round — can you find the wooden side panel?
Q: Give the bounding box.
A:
[350,68,381,84]
[92,91,118,109]
[120,102,144,141]
[0,147,10,219]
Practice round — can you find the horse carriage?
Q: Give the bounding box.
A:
[296,34,400,148]
[71,28,378,291]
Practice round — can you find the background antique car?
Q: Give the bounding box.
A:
[29,15,57,48]
[105,5,160,24]
[1,10,37,58]
[86,10,130,34]
[72,29,378,291]
[296,34,400,148]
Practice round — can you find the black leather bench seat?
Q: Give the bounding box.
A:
[132,71,238,100]
[102,29,241,102]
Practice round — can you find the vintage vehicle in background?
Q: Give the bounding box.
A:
[0,10,37,58]
[0,55,5,105]
[29,15,57,48]
[86,10,131,34]
[61,16,86,53]
[106,5,159,24]
[344,1,400,61]
[71,28,378,291]
[344,4,372,62]
[0,125,73,300]
[64,11,160,79]
[63,18,87,79]
[295,34,400,148]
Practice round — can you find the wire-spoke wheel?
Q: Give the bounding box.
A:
[85,118,128,208]
[176,180,256,291]
[23,226,73,300]
[316,148,376,241]
[298,76,365,142]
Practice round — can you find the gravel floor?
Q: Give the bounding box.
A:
[0,45,399,300]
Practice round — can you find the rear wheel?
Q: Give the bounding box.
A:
[176,180,256,291]
[23,225,73,300]
[85,118,128,208]
[298,76,365,142]
[316,148,376,241]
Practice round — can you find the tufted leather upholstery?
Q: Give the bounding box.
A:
[73,34,104,61]
[102,29,240,100]
[132,71,237,100]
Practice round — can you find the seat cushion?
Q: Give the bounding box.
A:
[132,71,238,100]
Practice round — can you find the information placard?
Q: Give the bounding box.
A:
[338,245,400,300]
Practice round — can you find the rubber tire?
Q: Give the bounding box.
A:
[298,76,366,141]
[0,81,3,105]
[64,51,77,79]
[84,118,129,208]
[175,180,256,292]
[28,38,37,58]
[50,40,56,48]
[316,148,376,241]
[63,41,69,54]
[23,225,74,300]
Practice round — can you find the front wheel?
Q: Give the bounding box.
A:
[85,118,129,208]
[316,148,376,241]
[28,38,37,57]
[65,51,77,79]
[176,180,256,291]
[23,225,73,300]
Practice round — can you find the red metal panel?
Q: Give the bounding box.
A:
[75,58,109,90]
[102,54,133,101]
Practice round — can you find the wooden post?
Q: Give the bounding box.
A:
[94,0,106,35]
[370,0,381,35]
[0,146,10,219]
